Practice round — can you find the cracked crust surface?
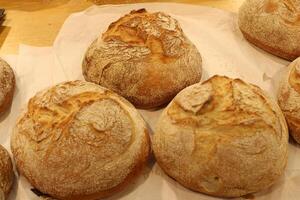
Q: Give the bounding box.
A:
[0,58,15,115]
[82,9,202,109]
[0,145,14,200]
[153,75,288,197]
[11,80,150,200]
[278,57,300,143]
[238,0,300,61]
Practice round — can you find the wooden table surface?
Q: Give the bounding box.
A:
[0,0,242,55]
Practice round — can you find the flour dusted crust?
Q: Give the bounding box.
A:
[278,57,300,143]
[238,0,300,61]
[82,9,202,109]
[0,145,14,199]
[153,75,288,197]
[0,58,15,114]
[11,80,150,200]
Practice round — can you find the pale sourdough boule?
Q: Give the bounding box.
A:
[153,75,288,197]
[238,0,300,61]
[11,80,150,200]
[82,9,202,109]
[0,58,15,115]
[278,57,300,143]
[0,145,14,200]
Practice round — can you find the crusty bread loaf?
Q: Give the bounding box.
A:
[82,9,202,109]
[278,57,300,143]
[11,80,150,200]
[0,58,15,114]
[153,75,288,197]
[0,145,14,200]
[238,0,300,61]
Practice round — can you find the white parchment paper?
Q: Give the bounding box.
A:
[3,3,300,200]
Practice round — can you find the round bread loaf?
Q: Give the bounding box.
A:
[153,75,288,197]
[0,58,15,114]
[82,9,202,109]
[0,145,14,200]
[11,80,150,200]
[238,0,300,61]
[278,57,300,143]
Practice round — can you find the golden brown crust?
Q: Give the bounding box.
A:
[153,75,288,197]
[34,130,150,200]
[238,0,300,61]
[70,129,150,200]
[0,145,14,199]
[240,29,299,61]
[0,58,15,115]
[82,9,202,109]
[278,57,300,143]
[11,80,150,199]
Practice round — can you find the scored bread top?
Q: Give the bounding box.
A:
[278,57,300,142]
[11,80,149,199]
[153,75,288,197]
[278,58,300,116]
[238,0,300,60]
[102,9,186,58]
[288,58,300,93]
[83,9,202,108]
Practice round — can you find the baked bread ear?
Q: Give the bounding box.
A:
[11,80,150,200]
[0,145,14,199]
[238,0,300,61]
[82,9,202,109]
[0,58,15,115]
[278,57,300,143]
[153,75,288,197]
